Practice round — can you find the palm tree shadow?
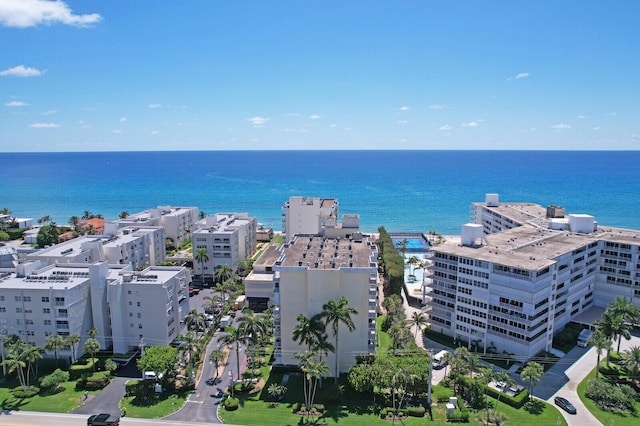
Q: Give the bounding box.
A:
[523,399,545,415]
[1,396,29,412]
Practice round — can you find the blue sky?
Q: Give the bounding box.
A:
[1,1,638,152]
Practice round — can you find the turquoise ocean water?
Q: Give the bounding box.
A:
[1,150,639,235]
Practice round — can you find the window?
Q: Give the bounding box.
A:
[137,313,142,318]
[0,296,4,301]
[43,308,50,314]
[44,320,52,325]
[16,308,22,313]
[42,296,50,303]
[15,296,21,302]
[0,307,5,313]
[54,297,64,306]
[137,301,141,307]
[23,296,31,302]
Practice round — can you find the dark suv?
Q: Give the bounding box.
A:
[554,396,577,414]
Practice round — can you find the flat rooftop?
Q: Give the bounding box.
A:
[473,202,548,227]
[434,223,640,270]
[279,235,374,269]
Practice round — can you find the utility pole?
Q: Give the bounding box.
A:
[0,328,7,376]
[427,349,433,407]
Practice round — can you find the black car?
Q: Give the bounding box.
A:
[554,396,577,414]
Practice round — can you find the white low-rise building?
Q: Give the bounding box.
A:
[115,206,198,248]
[192,213,257,276]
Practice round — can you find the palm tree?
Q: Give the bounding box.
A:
[520,361,544,400]
[119,211,129,219]
[3,344,28,389]
[215,264,234,284]
[267,383,287,406]
[292,314,325,351]
[408,311,429,340]
[321,297,357,383]
[198,211,206,220]
[620,346,640,380]
[83,338,100,371]
[45,335,66,367]
[82,211,93,221]
[596,309,620,365]
[220,325,246,385]
[209,349,225,380]
[492,370,515,417]
[588,328,611,378]
[294,351,330,421]
[406,255,422,276]
[395,238,409,258]
[65,334,81,363]
[194,247,209,282]
[202,295,220,314]
[69,216,80,231]
[237,312,268,374]
[87,327,98,339]
[610,298,640,352]
[442,351,454,378]
[23,343,44,382]
[184,309,207,335]
[38,215,51,225]
[179,332,199,381]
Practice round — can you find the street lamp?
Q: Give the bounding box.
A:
[228,370,234,398]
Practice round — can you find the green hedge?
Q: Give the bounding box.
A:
[5,228,26,240]
[484,385,529,409]
[69,359,96,380]
[407,406,425,417]
[377,227,405,296]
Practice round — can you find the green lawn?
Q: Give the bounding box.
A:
[120,388,192,418]
[577,362,640,426]
[0,379,90,413]
[221,373,567,426]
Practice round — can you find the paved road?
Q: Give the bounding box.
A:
[542,333,640,426]
[0,411,244,426]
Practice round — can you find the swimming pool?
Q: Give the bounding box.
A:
[391,236,430,251]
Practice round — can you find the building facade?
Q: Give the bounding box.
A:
[0,262,190,361]
[427,194,640,359]
[115,206,198,248]
[192,213,257,275]
[273,234,378,375]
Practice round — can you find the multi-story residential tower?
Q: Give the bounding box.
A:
[192,213,257,275]
[115,206,198,248]
[273,234,378,375]
[427,195,640,359]
[281,196,361,243]
[0,262,190,361]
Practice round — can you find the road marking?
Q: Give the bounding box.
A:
[187,400,204,403]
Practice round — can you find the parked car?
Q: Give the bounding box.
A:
[554,396,577,414]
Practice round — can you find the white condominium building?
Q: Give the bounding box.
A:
[281,196,361,243]
[273,234,378,375]
[427,194,640,359]
[26,225,166,269]
[192,213,257,275]
[115,206,198,248]
[0,262,190,361]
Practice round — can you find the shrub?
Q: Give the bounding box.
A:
[69,359,93,380]
[407,406,426,417]
[292,402,303,412]
[446,410,470,422]
[224,397,239,411]
[485,385,529,409]
[11,386,40,398]
[40,369,70,389]
[312,403,325,413]
[5,228,26,240]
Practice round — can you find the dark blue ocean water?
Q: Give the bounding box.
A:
[1,150,638,235]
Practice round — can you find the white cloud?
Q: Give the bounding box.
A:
[397,120,408,124]
[5,101,29,107]
[607,111,617,116]
[429,104,445,110]
[29,122,59,128]
[247,116,269,127]
[151,130,161,135]
[439,124,452,131]
[148,103,162,109]
[309,114,321,120]
[112,129,122,134]
[329,124,337,128]
[577,115,586,119]
[592,126,601,131]
[515,72,530,79]
[0,0,102,28]
[119,117,126,122]
[0,65,44,77]
[399,106,410,111]
[551,123,571,129]
[461,121,478,127]
[285,113,300,117]
[42,109,57,115]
